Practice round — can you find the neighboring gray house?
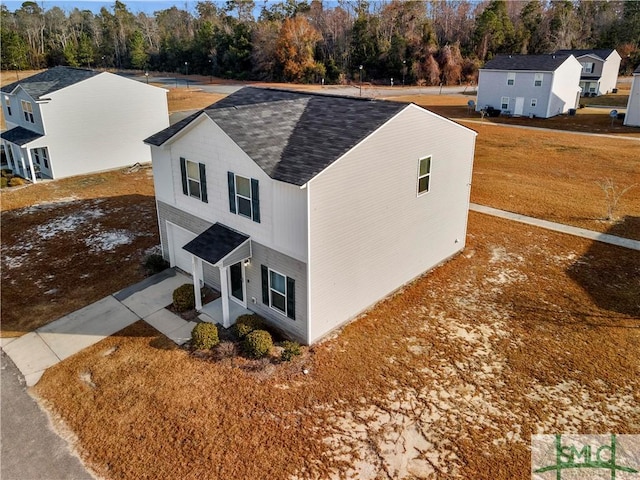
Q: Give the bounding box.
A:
[476,54,582,118]
[624,65,640,127]
[145,87,477,345]
[1,66,169,182]
[555,49,622,96]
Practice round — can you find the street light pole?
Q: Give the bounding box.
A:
[145,71,149,84]
[359,65,363,97]
[402,60,406,86]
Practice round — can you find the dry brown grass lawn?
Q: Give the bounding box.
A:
[0,167,158,336]
[164,87,226,113]
[34,212,640,480]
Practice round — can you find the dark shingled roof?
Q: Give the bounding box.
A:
[145,86,407,186]
[634,64,640,74]
[1,66,100,99]
[0,126,44,146]
[183,223,249,265]
[482,54,573,71]
[554,49,616,61]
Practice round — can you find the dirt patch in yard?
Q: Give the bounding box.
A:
[33,213,639,480]
[0,167,159,336]
[165,87,226,113]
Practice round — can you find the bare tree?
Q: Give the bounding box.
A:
[596,178,637,221]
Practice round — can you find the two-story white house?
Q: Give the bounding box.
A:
[476,54,582,118]
[145,87,477,345]
[555,49,622,96]
[624,65,640,127]
[1,66,169,182]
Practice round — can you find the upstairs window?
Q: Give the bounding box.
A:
[227,171,260,223]
[581,62,594,74]
[21,100,34,123]
[179,157,208,202]
[5,96,12,116]
[534,73,543,87]
[507,72,516,86]
[417,156,431,195]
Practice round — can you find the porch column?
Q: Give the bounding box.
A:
[219,266,230,328]
[192,256,203,311]
[24,147,36,183]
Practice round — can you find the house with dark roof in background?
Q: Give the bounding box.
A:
[624,65,640,127]
[476,54,582,118]
[554,49,621,96]
[145,87,477,344]
[1,66,169,182]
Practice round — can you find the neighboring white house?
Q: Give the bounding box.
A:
[555,49,622,96]
[476,54,582,118]
[145,87,477,345]
[1,66,169,182]
[624,65,640,127]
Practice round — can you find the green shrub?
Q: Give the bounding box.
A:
[0,177,7,188]
[191,322,219,350]
[144,253,169,275]
[280,341,302,362]
[233,314,264,339]
[243,329,273,358]
[173,283,195,312]
[8,177,25,187]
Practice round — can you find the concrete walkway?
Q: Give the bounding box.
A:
[2,269,197,386]
[470,203,640,251]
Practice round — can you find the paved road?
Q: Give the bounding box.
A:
[1,351,94,480]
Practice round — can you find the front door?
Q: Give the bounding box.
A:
[514,97,524,116]
[229,262,245,305]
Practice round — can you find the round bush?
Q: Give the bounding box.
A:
[243,329,273,358]
[173,283,195,312]
[144,253,169,275]
[191,322,219,350]
[233,314,264,339]
[280,341,302,362]
[8,177,25,187]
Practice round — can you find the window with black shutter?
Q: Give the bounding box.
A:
[261,265,295,320]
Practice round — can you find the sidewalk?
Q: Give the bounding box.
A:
[470,203,640,251]
[1,269,197,386]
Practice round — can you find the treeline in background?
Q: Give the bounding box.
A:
[2,0,639,85]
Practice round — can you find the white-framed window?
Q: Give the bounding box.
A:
[41,147,49,169]
[531,98,537,107]
[21,100,34,123]
[507,72,516,86]
[417,156,431,195]
[31,147,49,169]
[179,157,207,202]
[501,96,510,110]
[534,73,543,87]
[5,144,16,169]
[235,175,252,219]
[269,268,287,315]
[227,171,260,223]
[5,96,12,116]
[33,149,40,165]
[581,62,594,73]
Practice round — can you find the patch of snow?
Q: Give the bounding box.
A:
[36,208,105,239]
[84,230,134,253]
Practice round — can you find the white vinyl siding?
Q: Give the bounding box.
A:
[308,104,476,343]
[507,72,516,86]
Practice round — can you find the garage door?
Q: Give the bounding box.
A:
[167,222,196,273]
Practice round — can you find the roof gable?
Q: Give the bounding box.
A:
[146,87,407,186]
[1,66,100,99]
[482,54,573,72]
[554,49,617,61]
